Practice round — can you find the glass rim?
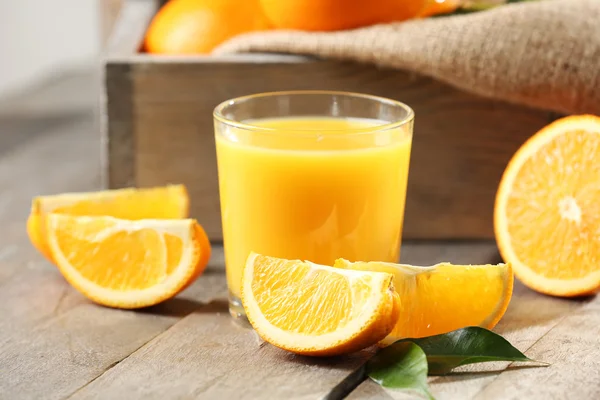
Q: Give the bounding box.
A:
[213,90,415,135]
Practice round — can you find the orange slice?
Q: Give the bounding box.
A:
[335,260,513,346]
[495,115,600,297]
[28,185,189,261]
[46,214,210,309]
[242,253,400,356]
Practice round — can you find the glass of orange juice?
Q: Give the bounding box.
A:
[213,91,414,319]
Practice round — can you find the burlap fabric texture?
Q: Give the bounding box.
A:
[215,0,600,115]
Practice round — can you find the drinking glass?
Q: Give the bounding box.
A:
[213,91,414,319]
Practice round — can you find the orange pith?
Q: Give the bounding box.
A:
[47,214,210,309]
[495,115,600,297]
[242,253,400,356]
[335,260,513,345]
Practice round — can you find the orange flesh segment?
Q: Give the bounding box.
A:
[506,128,600,280]
[165,234,184,275]
[495,115,600,296]
[253,256,375,335]
[47,215,210,309]
[242,253,400,356]
[55,221,181,291]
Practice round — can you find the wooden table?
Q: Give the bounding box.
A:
[1,73,599,400]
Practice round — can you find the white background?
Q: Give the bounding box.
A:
[0,0,100,98]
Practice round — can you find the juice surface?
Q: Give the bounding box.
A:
[215,117,412,299]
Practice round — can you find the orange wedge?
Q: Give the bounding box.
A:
[335,260,513,346]
[46,214,210,309]
[495,115,600,297]
[27,185,189,261]
[242,253,400,356]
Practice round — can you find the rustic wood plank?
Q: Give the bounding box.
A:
[68,303,372,400]
[0,71,96,118]
[100,0,159,189]
[0,114,87,157]
[1,264,227,400]
[471,304,600,399]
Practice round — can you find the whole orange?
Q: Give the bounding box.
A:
[259,0,429,31]
[144,0,271,54]
[420,0,460,17]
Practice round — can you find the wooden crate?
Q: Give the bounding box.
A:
[102,0,557,242]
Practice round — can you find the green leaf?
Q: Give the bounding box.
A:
[367,342,435,400]
[399,326,541,375]
[364,327,547,398]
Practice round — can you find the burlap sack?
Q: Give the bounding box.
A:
[214,0,600,115]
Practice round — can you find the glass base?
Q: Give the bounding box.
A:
[229,292,249,323]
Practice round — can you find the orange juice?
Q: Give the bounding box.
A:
[215,117,412,301]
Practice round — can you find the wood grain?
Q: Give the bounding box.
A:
[103,0,557,241]
[0,72,96,118]
[472,304,600,400]
[101,0,158,188]
[103,62,135,189]
[69,307,373,400]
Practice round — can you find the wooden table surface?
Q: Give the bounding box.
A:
[1,73,599,400]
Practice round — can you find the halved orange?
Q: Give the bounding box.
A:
[335,260,513,345]
[495,115,600,297]
[28,185,189,261]
[46,214,210,309]
[242,253,400,356]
